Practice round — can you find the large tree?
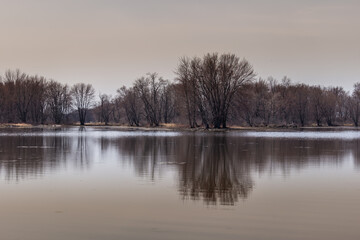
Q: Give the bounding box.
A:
[71,83,95,125]
[176,53,255,128]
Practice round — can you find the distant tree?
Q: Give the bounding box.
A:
[160,83,176,123]
[293,84,310,127]
[235,83,256,126]
[253,79,271,125]
[71,83,95,125]
[236,78,277,127]
[2,71,18,122]
[322,88,337,126]
[47,80,72,124]
[29,75,48,124]
[111,95,122,123]
[117,86,141,126]
[309,86,324,126]
[133,73,166,126]
[276,77,292,125]
[176,57,201,128]
[333,87,348,123]
[0,81,4,122]
[98,93,113,125]
[266,77,279,125]
[349,83,360,127]
[1,70,50,124]
[2,57,360,128]
[7,70,31,123]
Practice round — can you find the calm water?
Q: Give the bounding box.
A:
[0,127,359,240]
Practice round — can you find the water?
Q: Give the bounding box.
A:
[0,127,359,240]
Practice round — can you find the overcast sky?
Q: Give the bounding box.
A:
[1,0,359,94]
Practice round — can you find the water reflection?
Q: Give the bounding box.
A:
[0,128,360,205]
[0,134,89,181]
[177,135,253,205]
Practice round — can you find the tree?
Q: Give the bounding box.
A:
[235,83,256,126]
[333,87,348,123]
[10,70,32,123]
[175,57,201,128]
[275,77,292,125]
[47,80,72,124]
[200,53,255,128]
[253,79,271,126]
[71,83,95,125]
[117,86,142,126]
[309,86,324,126]
[1,71,18,122]
[349,83,360,127]
[292,84,310,127]
[322,88,337,126]
[160,83,176,123]
[176,53,255,128]
[98,93,113,125]
[133,73,166,127]
[111,95,122,123]
[29,75,48,124]
[266,77,279,125]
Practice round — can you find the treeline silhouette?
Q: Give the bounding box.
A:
[1,52,360,128]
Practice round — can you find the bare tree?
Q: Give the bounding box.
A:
[275,77,292,125]
[198,53,256,128]
[321,88,337,126]
[266,77,279,125]
[111,95,122,123]
[253,79,271,126]
[176,57,201,128]
[176,53,255,128]
[2,56,360,128]
[133,73,166,127]
[293,84,310,127]
[29,75,48,124]
[98,93,113,125]
[333,87,348,123]
[1,71,17,122]
[236,79,275,127]
[0,81,4,122]
[47,80,72,124]
[236,83,256,126]
[160,82,176,124]
[71,83,95,125]
[349,83,360,127]
[309,86,324,126]
[7,70,31,123]
[117,86,142,126]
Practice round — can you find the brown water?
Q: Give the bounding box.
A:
[0,127,359,240]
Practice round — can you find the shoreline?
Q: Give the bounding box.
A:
[0,123,359,132]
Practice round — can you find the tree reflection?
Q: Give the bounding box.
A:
[0,136,46,181]
[178,135,253,205]
[0,130,360,205]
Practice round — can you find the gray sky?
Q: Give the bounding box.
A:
[1,0,359,94]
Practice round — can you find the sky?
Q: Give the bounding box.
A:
[0,0,359,94]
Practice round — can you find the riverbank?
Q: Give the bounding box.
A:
[1,123,359,132]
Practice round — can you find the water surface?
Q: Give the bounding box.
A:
[0,128,359,240]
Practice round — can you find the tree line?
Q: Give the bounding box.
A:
[1,52,360,128]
